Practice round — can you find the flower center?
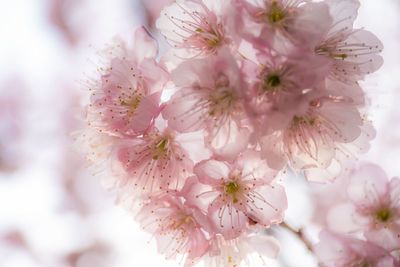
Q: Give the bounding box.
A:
[209,90,234,112]
[292,116,316,127]
[208,79,237,117]
[376,207,391,222]
[170,215,194,230]
[263,73,281,91]
[121,95,142,113]
[152,137,170,160]
[225,181,240,203]
[267,1,286,24]
[195,27,223,48]
[225,181,240,194]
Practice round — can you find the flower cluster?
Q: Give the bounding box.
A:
[80,0,387,266]
[315,230,399,267]
[313,163,400,267]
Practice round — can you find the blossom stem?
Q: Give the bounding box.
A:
[280,222,314,252]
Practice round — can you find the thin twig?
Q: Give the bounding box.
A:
[280,222,314,252]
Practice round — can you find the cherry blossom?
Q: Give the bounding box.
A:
[87,27,169,137]
[259,88,373,182]
[310,160,354,226]
[328,163,400,251]
[182,150,287,239]
[314,231,398,267]
[204,232,280,266]
[136,193,210,266]
[156,0,235,57]
[314,0,384,83]
[163,49,250,160]
[238,0,333,51]
[241,49,330,131]
[113,127,193,197]
[76,0,390,265]
[140,0,174,27]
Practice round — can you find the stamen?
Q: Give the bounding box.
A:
[267,1,286,24]
[376,208,391,222]
[163,3,227,55]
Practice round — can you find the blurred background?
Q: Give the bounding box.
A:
[0,0,399,266]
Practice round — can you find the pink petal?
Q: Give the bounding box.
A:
[304,158,342,182]
[285,2,332,48]
[194,160,230,185]
[162,87,209,133]
[237,150,278,183]
[139,58,169,94]
[389,178,400,209]
[319,101,363,143]
[207,122,250,162]
[209,198,247,240]
[365,226,400,252]
[260,135,287,170]
[327,203,361,233]
[133,27,158,62]
[246,235,280,259]
[325,0,360,33]
[129,91,161,133]
[187,228,209,259]
[347,163,389,204]
[344,30,384,74]
[245,184,287,226]
[180,176,218,213]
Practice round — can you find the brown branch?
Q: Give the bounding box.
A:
[280,222,314,252]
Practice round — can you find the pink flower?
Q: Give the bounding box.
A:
[238,0,333,51]
[156,0,235,57]
[315,0,383,83]
[314,231,397,267]
[163,50,250,160]
[259,89,373,182]
[136,193,210,266]
[76,0,387,264]
[87,27,169,137]
[113,127,193,197]
[140,0,174,27]
[328,163,400,251]
[203,232,280,266]
[241,49,330,129]
[182,150,287,239]
[310,161,355,226]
